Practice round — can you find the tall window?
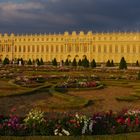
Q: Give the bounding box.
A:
[121,45,124,53]
[32,45,35,52]
[115,45,118,53]
[51,45,53,52]
[127,45,130,53]
[68,45,72,53]
[98,45,101,53]
[23,46,26,52]
[93,45,96,52]
[75,46,79,53]
[37,45,39,52]
[133,45,136,53]
[56,45,59,52]
[109,45,112,53]
[104,45,107,53]
[19,46,21,52]
[28,46,30,52]
[84,46,87,52]
[41,45,44,52]
[46,45,49,52]
[14,46,17,52]
[61,45,63,52]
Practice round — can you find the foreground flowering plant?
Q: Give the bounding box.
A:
[0,109,140,136]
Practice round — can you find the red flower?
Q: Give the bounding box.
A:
[69,120,76,124]
[135,117,139,126]
[126,117,131,126]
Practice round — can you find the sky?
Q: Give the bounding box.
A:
[0,0,140,34]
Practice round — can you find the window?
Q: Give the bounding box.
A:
[98,45,101,53]
[41,45,44,52]
[127,45,130,53]
[121,45,124,53]
[84,46,87,52]
[104,45,107,53]
[51,45,53,52]
[133,45,136,53]
[46,45,49,52]
[56,45,59,52]
[37,45,39,52]
[23,46,26,52]
[109,45,112,53]
[15,46,17,52]
[68,45,72,52]
[93,45,96,52]
[19,46,21,52]
[115,45,118,53]
[28,46,30,52]
[61,45,63,52]
[75,46,79,53]
[32,45,35,52]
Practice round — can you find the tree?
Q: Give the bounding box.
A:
[106,60,111,67]
[36,58,41,66]
[27,59,32,65]
[40,58,44,65]
[82,57,89,68]
[138,71,140,80]
[3,57,9,65]
[78,59,82,66]
[91,59,96,68]
[111,60,114,67]
[65,58,69,66]
[52,58,57,66]
[119,57,127,69]
[136,60,139,67]
[72,58,77,67]
[20,58,24,65]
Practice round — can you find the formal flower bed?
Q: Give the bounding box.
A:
[55,78,104,93]
[0,108,140,136]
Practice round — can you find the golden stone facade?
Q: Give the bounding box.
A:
[0,31,140,63]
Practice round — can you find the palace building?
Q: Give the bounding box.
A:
[0,31,140,63]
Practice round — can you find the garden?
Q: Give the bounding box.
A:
[0,65,140,138]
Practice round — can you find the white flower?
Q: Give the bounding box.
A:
[89,120,93,133]
[62,129,70,136]
[59,133,63,136]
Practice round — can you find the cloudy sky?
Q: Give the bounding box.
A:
[0,0,140,34]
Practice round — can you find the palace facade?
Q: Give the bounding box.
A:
[0,31,140,63]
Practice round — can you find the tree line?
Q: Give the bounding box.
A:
[1,56,140,69]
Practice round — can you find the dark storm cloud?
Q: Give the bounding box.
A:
[0,0,140,34]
